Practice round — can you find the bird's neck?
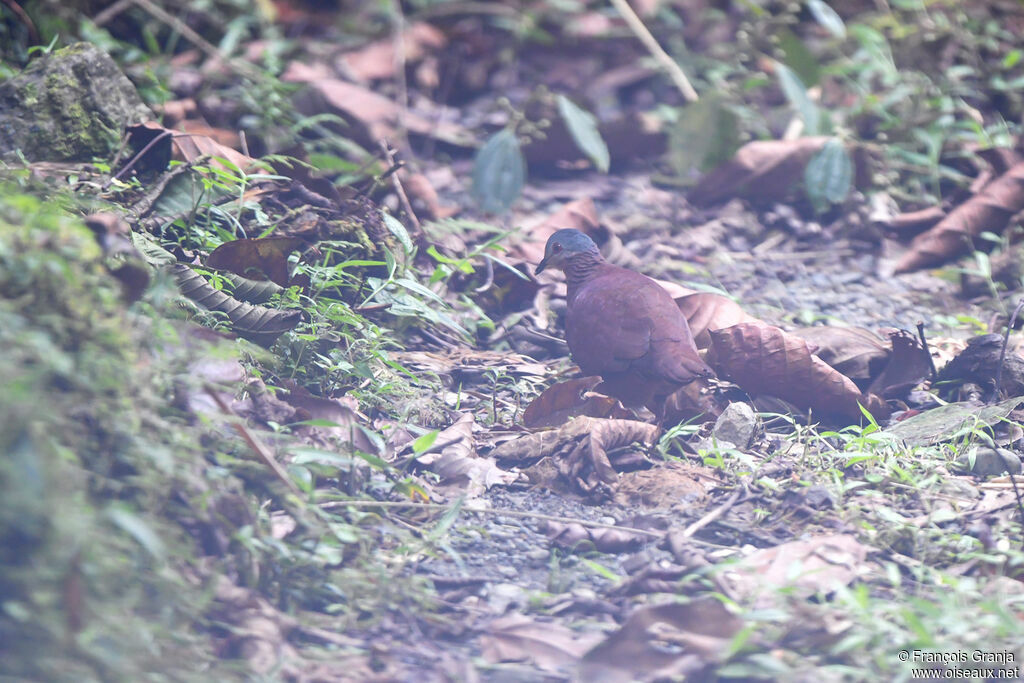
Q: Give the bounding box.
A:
[565,249,605,299]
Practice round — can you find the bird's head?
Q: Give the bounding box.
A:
[535,228,599,275]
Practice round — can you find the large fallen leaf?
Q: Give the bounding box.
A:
[522,376,633,428]
[708,322,889,421]
[128,121,253,171]
[689,137,830,207]
[579,598,744,683]
[171,264,301,346]
[480,614,600,673]
[791,325,889,387]
[288,72,473,148]
[338,22,445,82]
[492,416,658,493]
[718,534,872,607]
[879,396,1024,447]
[513,197,602,265]
[867,330,933,398]
[934,333,1024,398]
[895,160,1024,273]
[676,292,760,349]
[276,380,376,454]
[206,236,308,287]
[416,413,514,497]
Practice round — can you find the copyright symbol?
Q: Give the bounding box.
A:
[899,650,910,662]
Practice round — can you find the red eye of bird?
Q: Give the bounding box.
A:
[552,243,562,253]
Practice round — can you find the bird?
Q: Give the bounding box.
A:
[535,228,714,418]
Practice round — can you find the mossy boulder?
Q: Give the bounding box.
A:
[0,42,152,162]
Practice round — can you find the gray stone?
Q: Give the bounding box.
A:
[710,402,758,450]
[0,43,152,162]
[954,447,1022,477]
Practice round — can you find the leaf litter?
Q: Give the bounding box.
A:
[7,3,1024,680]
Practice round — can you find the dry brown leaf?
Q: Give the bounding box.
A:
[206,236,308,287]
[719,534,872,607]
[791,325,890,387]
[689,137,831,206]
[491,416,658,493]
[895,161,1024,273]
[935,334,1024,398]
[544,521,647,553]
[289,75,473,148]
[579,598,743,683]
[480,614,600,672]
[867,330,932,398]
[514,197,602,265]
[662,379,722,425]
[418,413,514,497]
[676,292,760,349]
[881,205,946,239]
[708,322,889,421]
[522,376,633,428]
[615,461,715,508]
[127,121,253,172]
[338,22,446,82]
[277,380,376,454]
[402,171,458,219]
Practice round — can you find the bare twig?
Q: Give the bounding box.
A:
[681,488,742,538]
[993,298,1024,401]
[916,321,937,381]
[123,0,262,80]
[103,129,174,190]
[91,0,133,27]
[2,0,39,44]
[473,256,495,293]
[607,0,699,103]
[322,500,664,537]
[379,140,426,245]
[204,385,302,496]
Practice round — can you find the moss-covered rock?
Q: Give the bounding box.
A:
[0,42,152,162]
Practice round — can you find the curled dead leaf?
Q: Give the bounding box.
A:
[708,322,889,421]
[895,161,1024,273]
[206,236,308,287]
[676,292,760,349]
[580,598,744,683]
[522,376,633,428]
[491,416,658,494]
[171,264,301,346]
[689,137,830,207]
[544,521,647,553]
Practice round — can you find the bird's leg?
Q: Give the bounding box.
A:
[644,398,669,459]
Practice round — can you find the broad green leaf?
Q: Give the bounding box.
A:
[777,28,820,87]
[806,0,845,38]
[130,230,176,266]
[556,94,611,173]
[775,61,821,135]
[471,129,525,214]
[413,430,440,455]
[106,506,166,560]
[381,211,414,256]
[668,94,740,179]
[805,137,852,210]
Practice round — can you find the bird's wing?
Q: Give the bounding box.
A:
[566,273,654,375]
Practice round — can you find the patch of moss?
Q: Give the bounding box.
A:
[0,188,224,680]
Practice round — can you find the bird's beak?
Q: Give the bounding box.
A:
[534,256,549,275]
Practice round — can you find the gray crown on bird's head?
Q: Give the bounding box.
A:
[535,229,599,274]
